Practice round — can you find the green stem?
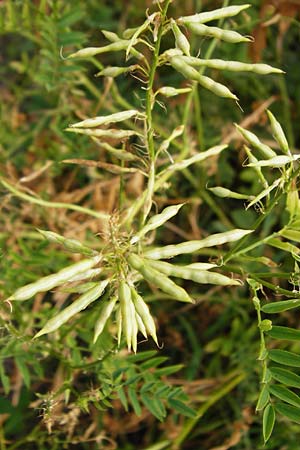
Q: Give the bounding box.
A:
[1,179,109,221]
[142,0,171,223]
[172,371,245,449]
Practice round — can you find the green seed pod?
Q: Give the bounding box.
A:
[235,124,276,159]
[125,12,158,59]
[65,128,140,139]
[67,268,102,283]
[156,86,192,97]
[244,145,268,190]
[128,254,193,303]
[119,281,133,351]
[178,56,283,75]
[37,229,96,256]
[130,299,138,353]
[170,56,237,100]
[131,287,158,344]
[158,125,185,156]
[179,4,251,25]
[123,27,139,39]
[130,203,184,244]
[144,229,253,260]
[67,40,132,59]
[93,140,138,162]
[267,110,290,155]
[208,186,253,200]
[185,22,250,44]
[93,296,117,343]
[146,259,241,286]
[116,306,122,347]
[95,65,138,78]
[34,280,108,338]
[101,30,120,42]
[162,48,183,59]
[170,18,190,56]
[135,312,148,339]
[162,145,227,174]
[8,255,102,301]
[69,110,141,129]
[246,178,281,210]
[247,155,298,168]
[186,262,217,270]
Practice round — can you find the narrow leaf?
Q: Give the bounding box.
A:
[275,402,300,423]
[269,384,300,408]
[269,349,300,367]
[263,404,275,443]
[128,387,142,416]
[267,326,300,341]
[168,398,197,418]
[141,393,165,421]
[270,367,300,388]
[262,299,300,313]
[256,384,270,411]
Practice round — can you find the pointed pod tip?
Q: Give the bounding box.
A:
[33,330,45,339]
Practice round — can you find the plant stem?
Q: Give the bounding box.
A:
[142,0,171,223]
[1,179,109,221]
[172,371,245,449]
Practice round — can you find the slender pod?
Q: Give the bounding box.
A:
[67,268,103,283]
[267,110,291,155]
[37,229,96,256]
[146,259,241,286]
[67,40,132,59]
[144,229,253,260]
[135,312,148,339]
[184,23,250,44]
[69,110,141,129]
[208,186,253,200]
[170,18,190,56]
[235,124,276,159]
[126,12,158,59]
[7,255,102,301]
[170,56,237,100]
[178,56,283,75]
[130,203,184,244]
[95,65,138,78]
[246,155,300,168]
[92,141,138,162]
[156,86,192,97]
[101,30,120,42]
[128,254,193,303]
[94,296,118,343]
[186,262,217,270]
[116,306,122,347]
[246,178,281,210]
[34,280,108,338]
[65,128,140,139]
[119,281,133,351]
[178,5,251,24]
[157,125,185,156]
[162,145,227,174]
[130,299,138,353]
[131,287,158,344]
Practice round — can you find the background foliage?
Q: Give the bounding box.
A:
[1,0,300,449]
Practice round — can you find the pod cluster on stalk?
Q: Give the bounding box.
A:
[6,203,252,352]
[4,2,283,356]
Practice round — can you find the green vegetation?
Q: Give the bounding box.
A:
[1,1,300,448]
